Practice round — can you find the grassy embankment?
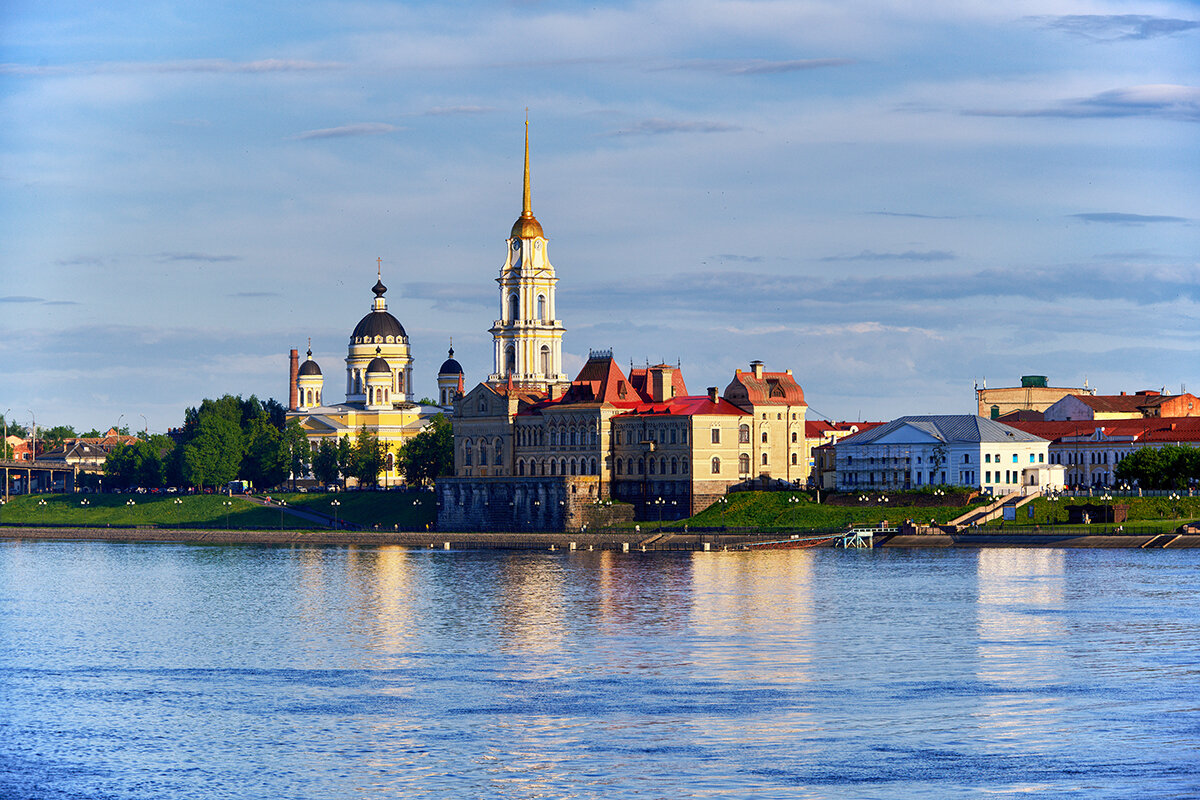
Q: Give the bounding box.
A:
[989,495,1200,533]
[0,493,320,529]
[266,492,436,530]
[680,491,992,532]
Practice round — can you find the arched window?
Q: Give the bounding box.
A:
[540,345,551,375]
[479,443,488,465]
[559,458,566,475]
[761,431,768,443]
[739,453,750,474]
[762,453,768,466]
[550,460,557,475]
[791,453,798,465]
[627,458,634,475]
[671,457,678,475]
[739,424,750,444]
[570,459,577,476]
[660,457,667,475]
[649,459,656,475]
[591,458,598,475]
[464,441,473,466]
[509,294,519,321]
[505,345,516,375]
[306,389,313,406]
[638,458,645,475]
[711,457,721,474]
[791,431,798,443]
[537,294,547,321]
[616,459,623,476]
[316,390,321,405]
[494,441,502,465]
[518,460,525,476]
[682,458,689,474]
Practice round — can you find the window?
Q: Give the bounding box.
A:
[963,454,970,463]
[671,457,678,475]
[739,454,750,473]
[508,294,519,319]
[649,459,656,475]
[739,424,750,443]
[682,458,689,474]
[1029,454,1035,463]
[761,453,768,466]
[711,457,721,474]
[985,454,991,463]
[505,345,516,375]
[711,428,721,444]
[540,345,551,375]
[1039,453,1044,463]
[616,459,623,476]
[761,431,768,444]
[791,431,798,443]
[1012,454,1018,463]
[537,294,547,321]
[464,441,473,466]
[791,453,797,465]
[670,428,677,444]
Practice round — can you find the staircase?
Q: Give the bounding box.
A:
[950,490,1041,529]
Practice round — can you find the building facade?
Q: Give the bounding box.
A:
[1043,391,1200,422]
[975,375,1093,419]
[835,415,1058,493]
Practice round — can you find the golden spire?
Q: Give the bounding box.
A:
[511,112,544,239]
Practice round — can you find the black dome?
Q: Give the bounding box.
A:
[367,356,391,374]
[438,346,463,375]
[298,359,322,377]
[352,310,407,341]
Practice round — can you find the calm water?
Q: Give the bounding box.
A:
[1,542,1198,799]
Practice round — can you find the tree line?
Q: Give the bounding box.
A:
[1114,445,1200,490]
[100,395,453,491]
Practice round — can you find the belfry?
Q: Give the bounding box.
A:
[487,120,568,390]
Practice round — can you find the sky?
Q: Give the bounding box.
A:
[2,0,1198,435]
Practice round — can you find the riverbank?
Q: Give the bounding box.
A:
[3,526,1197,549]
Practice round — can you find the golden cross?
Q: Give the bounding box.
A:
[377,256,382,278]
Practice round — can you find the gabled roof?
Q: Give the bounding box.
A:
[628,365,688,401]
[805,420,885,438]
[838,415,1047,446]
[1074,393,1174,413]
[558,355,637,404]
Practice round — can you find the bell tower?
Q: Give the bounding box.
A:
[488,119,568,390]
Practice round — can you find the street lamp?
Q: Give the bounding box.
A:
[278,499,287,531]
[222,499,232,529]
[140,414,148,437]
[654,496,665,530]
[330,499,341,529]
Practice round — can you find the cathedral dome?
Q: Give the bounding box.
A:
[438,346,464,376]
[352,311,407,341]
[298,359,322,377]
[367,347,391,374]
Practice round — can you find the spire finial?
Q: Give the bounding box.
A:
[307,336,312,357]
[522,111,532,219]
[448,337,454,358]
[377,256,382,279]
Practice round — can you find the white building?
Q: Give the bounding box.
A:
[835,415,1060,493]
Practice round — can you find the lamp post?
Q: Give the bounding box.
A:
[279,499,287,531]
[139,414,148,438]
[654,496,665,530]
[330,499,341,529]
[173,496,182,526]
[222,499,232,529]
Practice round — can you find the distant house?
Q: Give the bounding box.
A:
[976,375,1093,419]
[38,431,140,470]
[806,421,885,490]
[1044,391,1200,422]
[5,435,32,461]
[834,415,1059,493]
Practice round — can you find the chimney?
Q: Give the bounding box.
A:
[751,360,764,379]
[708,387,719,404]
[289,349,299,410]
[649,365,674,402]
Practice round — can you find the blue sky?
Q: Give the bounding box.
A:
[2,0,1198,434]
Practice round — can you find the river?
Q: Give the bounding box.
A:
[1,541,1197,799]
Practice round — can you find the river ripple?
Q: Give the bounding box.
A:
[1,542,1198,799]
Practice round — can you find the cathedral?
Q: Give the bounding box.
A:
[285,264,463,485]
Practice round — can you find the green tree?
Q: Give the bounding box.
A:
[1116,447,1167,489]
[182,413,243,490]
[39,425,77,453]
[397,414,453,487]
[312,438,340,486]
[350,426,384,488]
[283,419,311,490]
[336,437,353,489]
[103,436,171,489]
[242,415,288,489]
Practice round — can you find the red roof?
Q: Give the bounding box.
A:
[615,396,749,418]
[1005,417,1200,444]
[628,365,688,401]
[726,369,806,406]
[804,420,885,438]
